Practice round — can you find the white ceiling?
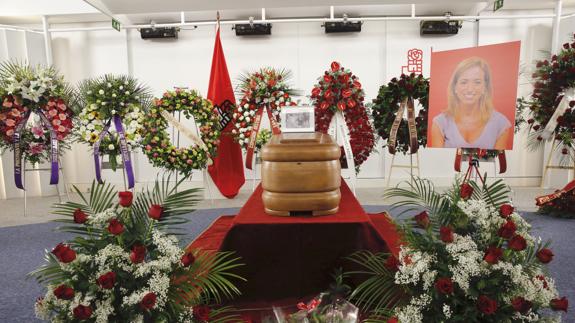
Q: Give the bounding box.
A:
[1,0,575,25]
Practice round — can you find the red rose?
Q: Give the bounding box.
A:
[130,243,147,264]
[511,297,532,314]
[319,101,330,110]
[73,304,93,320]
[181,251,196,267]
[536,248,554,264]
[53,285,75,300]
[511,296,533,314]
[107,219,125,235]
[414,211,430,228]
[434,277,454,294]
[387,317,398,323]
[118,191,133,207]
[440,226,454,243]
[498,220,517,239]
[73,208,88,224]
[311,87,321,98]
[323,75,333,83]
[346,99,357,108]
[499,204,514,218]
[484,246,503,264]
[384,255,400,272]
[139,292,157,310]
[337,101,346,111]
[550,297,568,312]
[477,295,498,315]
[324,90,333,100]
[508,235,527,251]
[193,305,212,321]
[353,80,362,89]
[96,271,116,289]
[148,204,163,220]
[342,88,352,98]
[51,243,77,263]
[330,61,341,72]
[460,183,473,199]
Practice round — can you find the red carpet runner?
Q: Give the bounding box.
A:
[187,181,401,321]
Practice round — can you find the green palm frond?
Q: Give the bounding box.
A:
[384,177,450,216]
[132,174,202,235]
[207,306,242,323]
[170,251,244,306]
[27,252,66,284]
[468,178,510,207]
[346,251,405,312]
[52,181,116,235]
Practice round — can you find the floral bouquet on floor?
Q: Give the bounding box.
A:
[30,177,244,322]
[273,270,359,323]
[348,178,568,322]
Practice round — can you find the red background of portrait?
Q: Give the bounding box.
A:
[427,41,521,149]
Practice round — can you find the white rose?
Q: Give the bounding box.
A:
[245,117,251,123]
[239,116,244,121]
[120,102,125,106]
[111,110,116,114]
[107,83,112,88]
[101,102,107,106]
[87,90,92,95]
[232,129,237,134]
[135,96,139,100]
[119,86,124,90]
[124,81,129,85]
[108,144,115,150]
[244,111,249,116]
[112,93,117,98]
[239,133,245,138]
[125,91,130,95]
[233,113,238,118]
[244,104,249,108]
[98,89,104,95]
[250,110,255,116]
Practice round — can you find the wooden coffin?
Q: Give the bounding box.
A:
[260,132,341,216]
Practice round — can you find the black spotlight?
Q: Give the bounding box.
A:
[234,23,272,36]
[324,21,362,33]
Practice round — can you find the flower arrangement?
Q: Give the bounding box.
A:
[141,88,221,177]
[255,128,272,153]
[230,68,297,149]
[538,190,575,218]
[523,35,575,161]
[349,178,568,322]
[0,62,74,165]
[371,73,429,155]
[76,75,151,170]
[30,177,243,322]
[310,61,375,171]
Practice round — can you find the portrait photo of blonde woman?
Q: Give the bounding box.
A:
[427,41,520,150]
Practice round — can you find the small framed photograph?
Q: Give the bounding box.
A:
[280,106,315,133]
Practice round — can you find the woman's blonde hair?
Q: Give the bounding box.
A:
[446,57,494,122]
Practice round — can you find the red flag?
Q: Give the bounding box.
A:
[207,27,245,198]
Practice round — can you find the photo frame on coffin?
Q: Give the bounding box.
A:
[280,106,315,133]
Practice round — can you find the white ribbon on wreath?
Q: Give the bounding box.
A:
[328,110,356,194]
[159,110,213,165]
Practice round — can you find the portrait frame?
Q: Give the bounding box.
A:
[427,41,520,150]
[280,106,315,133]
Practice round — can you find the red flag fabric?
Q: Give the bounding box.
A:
[207,27,245,198]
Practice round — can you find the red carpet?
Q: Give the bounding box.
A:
[187,181,402,321]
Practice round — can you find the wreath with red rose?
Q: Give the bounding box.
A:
[310,61,375,170]
[371,73,429,155]
[523,35,575,161]
[230,68,297,149]
[0,62,74,166]
[141,88,220,177]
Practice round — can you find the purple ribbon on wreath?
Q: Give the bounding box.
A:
[93,114,135,189]
[13,108,60,190]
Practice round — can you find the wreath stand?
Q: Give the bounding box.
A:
[168,109,215,203]
[328,110,357,195]
[385,152,421,188]
[22,159,69,216]
[540,139,575,188]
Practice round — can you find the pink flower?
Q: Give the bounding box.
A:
[48,109,58,117]
[5,119,16,127]
[29,143,45,155]
[58,125,66,132]
[52,119,61,126]
[32,126,44,138]
[6,129,14,136]
[58,113,67,120]
[11,109,21,117]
